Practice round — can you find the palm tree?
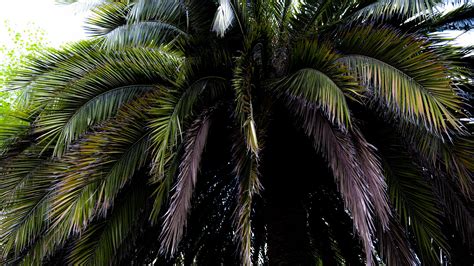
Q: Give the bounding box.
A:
[1,0,473,264]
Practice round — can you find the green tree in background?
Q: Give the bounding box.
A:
[1,0,473,265]
[0,21,46,129]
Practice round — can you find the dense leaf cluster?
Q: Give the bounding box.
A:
[1,0,473,265]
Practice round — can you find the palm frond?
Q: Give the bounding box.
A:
[99,21,187,48]
[0,160,60,258]
[431,176,474,248]
[148,156,177,224]
[0,155,44,206]
[381,146,448,264]
[277,67,350,124]
[15,44,181,156]
[84,1,129,37]
[377,215,418,265]
[128,0,184,23]
[418,3,474,31]
[128,0,213,34]
[276,40,361,130]
[160,109,212,255]
[94,0,187,48]
[148,77,227,222]
[48,97,151,236]
[10,41,98,107]
[0,113,34,157]
[54,85,155,156]
[67,179,148,266]
[269,0,298,34]
[401,129,474,243]
[232,129,262,266]
[350,128,390,227]
[292,100,388,264]
[290,0,356,35]
[148,77,225,177]
[212,0,235,37]
[347,0,443,23]
[337,25,463,136]
[232,54,259,155]
[408,129,473,195]
[15,218,71,265]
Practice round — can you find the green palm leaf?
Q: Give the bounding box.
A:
[67,180,148,266]
[49,97,151,235]
[17,44,181,156]
[276,40,361,130]
[0,160,60,258]
[54,84,156,156]
[382,146,447,264]
[100,21,188,48]
[337,25,463,136]
[148,76,227,178]
[85,1,129,37]
[97,0,188,48]
[290,0,356,35]
[148,77,227,225]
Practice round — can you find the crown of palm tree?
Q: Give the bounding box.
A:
[1,0,473,265]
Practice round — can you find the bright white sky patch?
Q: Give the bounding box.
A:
[450,30,474,46]
[0,0,86,46]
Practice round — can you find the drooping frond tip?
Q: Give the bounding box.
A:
[160,111,212,255]
[212,0,235,37]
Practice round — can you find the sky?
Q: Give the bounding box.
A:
[0,0,86,46]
